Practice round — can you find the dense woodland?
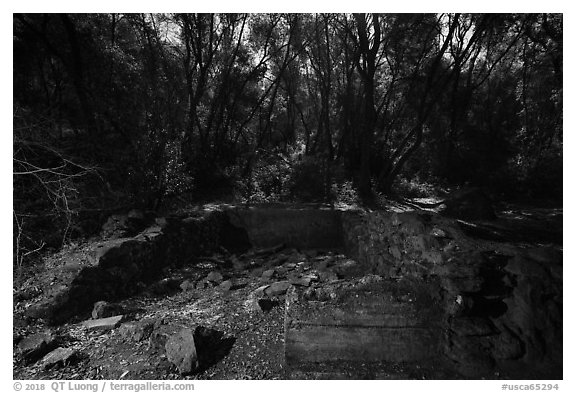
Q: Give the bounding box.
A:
[13,13,562,266]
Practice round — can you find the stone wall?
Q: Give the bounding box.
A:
[26,211,229,325]
[340,210,562,378]
[25,205,562,379]
[341,210,459,277]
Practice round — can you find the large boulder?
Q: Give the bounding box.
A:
[17,331,56,363]
[165,328,199,375]
[40,347,79,369]
[92,301,123,319]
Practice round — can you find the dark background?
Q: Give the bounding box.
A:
[13,13,562,261]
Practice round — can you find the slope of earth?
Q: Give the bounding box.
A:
[13,247,349,380]
[13,204,562,380]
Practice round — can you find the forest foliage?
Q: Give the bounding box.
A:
[13,13,562,261]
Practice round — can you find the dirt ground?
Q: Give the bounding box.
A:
[13,204,562,380]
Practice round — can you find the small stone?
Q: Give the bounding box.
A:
[302,272,320,282]
[265,281,292,296]
[17,331,55,362]
[262,269,275,280]
[118,319,155,342]
[196,279,213,289]
[40,347,77,369]
[358,274,384,286]
[318,270,339,283]
[180,280,195,291]
[83,315,123,331]
[217,280,233,291]
[165,328,199,375]
[253,285,270,297]
[92,301,123,319]
[303,287,336,301]
[206,271,224,283]
[389,246,402,260]
[430,227,448,237]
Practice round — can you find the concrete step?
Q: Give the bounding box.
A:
[284,277,444,376]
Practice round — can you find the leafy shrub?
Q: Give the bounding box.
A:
[287,156,330,202]
[331,180,360,207]
[393,176,439,198]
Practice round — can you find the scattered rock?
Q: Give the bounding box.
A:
[358,274,384,286]
[118,319,155,342]
[15,286,42,301]
[92,301,123,319]
[83,315,123,331]
[243,297,261,313]
[17,331,55,363]
[196,279,213,290]
[40,347,78,369]
[165,328,199,375]
[302,272,320,282]
[288,276,312,287]
[180,279,195,291]
[302,287,337,301]
[430,227,448,238]
[253,285,270,297]
[206,271,224,284]
[318,270,339,283]
[217,280,233,291]
[389,246,402,260]
[265,281,292,296]
[262,269,275,280]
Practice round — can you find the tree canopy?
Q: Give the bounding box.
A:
[13,13,562,254]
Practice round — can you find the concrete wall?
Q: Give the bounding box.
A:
[226,206,344,250]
